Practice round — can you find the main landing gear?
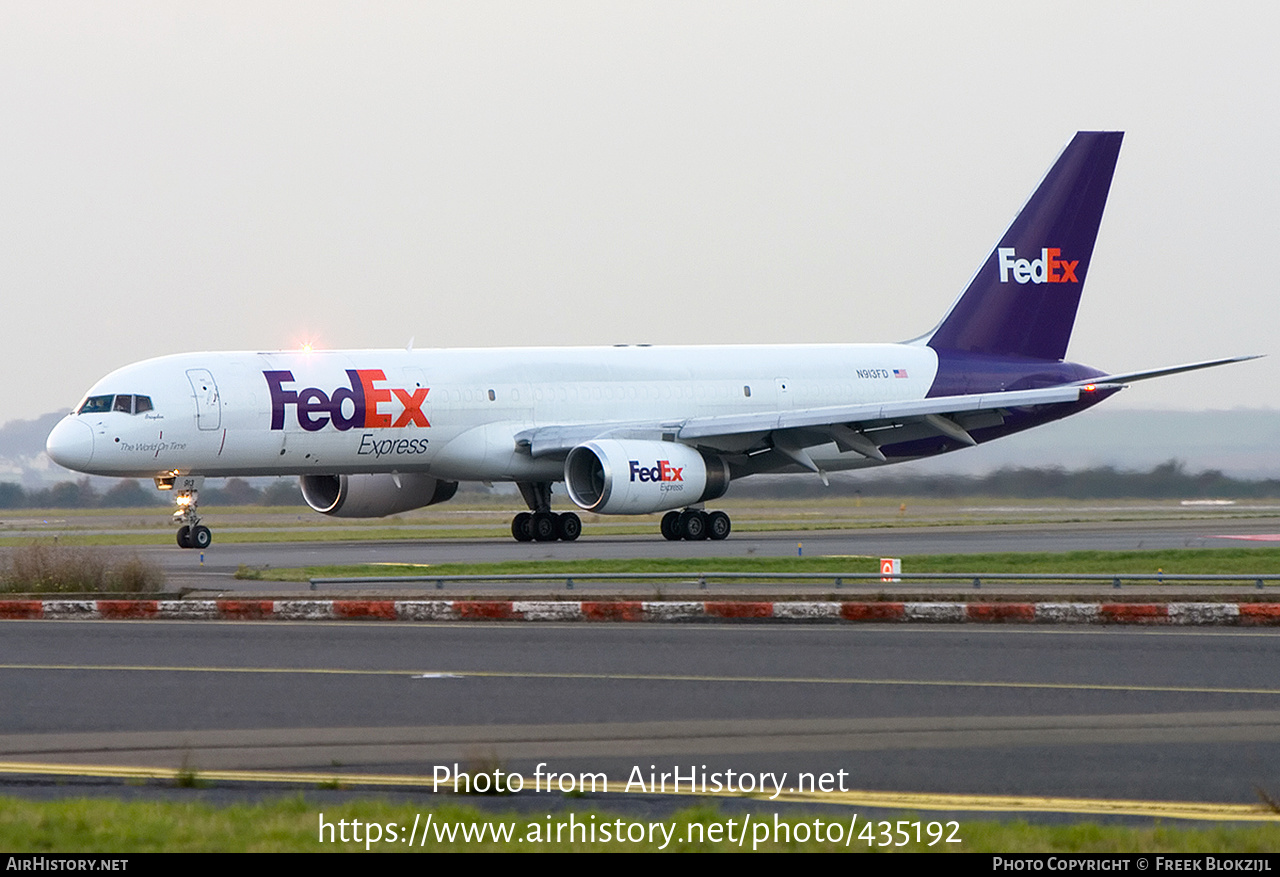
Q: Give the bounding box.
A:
[511,511,581,542]
[157,474,213,549]
[506,484,732,543]
[661,508,731,541]
[510,481,581,543]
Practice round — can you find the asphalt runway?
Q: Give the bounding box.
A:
[4,620,1280,815]
[147,516,1280,592]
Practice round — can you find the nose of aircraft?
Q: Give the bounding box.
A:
[46,417,94,471]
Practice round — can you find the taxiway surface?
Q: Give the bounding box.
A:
[3,620,1279,809]
[7,517,1280,814]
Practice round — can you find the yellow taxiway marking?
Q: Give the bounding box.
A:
[765,789,1280,822]
[2,662,1280,697]
[0,760,1274,822]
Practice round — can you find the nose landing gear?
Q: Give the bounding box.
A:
[176,523,212,549]
[157,474,212,549]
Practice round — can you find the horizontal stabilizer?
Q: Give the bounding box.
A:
[1079,355,1261,386]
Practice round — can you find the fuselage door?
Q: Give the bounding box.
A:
[186,369,222,431]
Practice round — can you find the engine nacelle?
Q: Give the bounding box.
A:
[564,439,729,515]
[299,473,458,518]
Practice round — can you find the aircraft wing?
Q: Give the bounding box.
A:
[515,355,1255,477]
[673,383,1099,441]
[515,382,1117,466]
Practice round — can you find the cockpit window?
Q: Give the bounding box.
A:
[77,395,114,414]
[77,394,154,415]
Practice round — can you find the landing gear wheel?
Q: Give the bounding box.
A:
[706,511,731,540]
[660,511,681,540]
[191,525,212,549]
[176,525,192,549]
[512,512,533,542]
[706,509,737,537]
[679,509,708,541]
[556,512,582,542]
[532,512,558,542]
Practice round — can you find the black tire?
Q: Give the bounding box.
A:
[557,512,582,542]
[532,512,558,542]
[680,510,708,541]
[176,526,192,549]
[707,511,731,540]
[191,525,212,549]
[660,511,682,541]
[512,512,533,542]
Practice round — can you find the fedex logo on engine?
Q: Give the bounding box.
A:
[264,370,429,432]
[997,248,1079,284]
[629,460,684,483]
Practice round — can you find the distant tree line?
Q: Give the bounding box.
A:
[0,478,303,510]
[735,460,1280,500]
[3,461,1279,509]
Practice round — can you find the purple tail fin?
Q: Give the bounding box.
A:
[925,131,1123,361]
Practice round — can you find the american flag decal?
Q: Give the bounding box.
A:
[893,368,908,378]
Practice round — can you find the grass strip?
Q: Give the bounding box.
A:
[235,548,1280,582]
[3,795,1280,852]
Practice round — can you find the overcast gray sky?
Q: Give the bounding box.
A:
[2,2,1276,423]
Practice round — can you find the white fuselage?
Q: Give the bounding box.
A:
[49,343,941,482]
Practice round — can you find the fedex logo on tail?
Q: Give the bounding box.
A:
[629,460,684,483]
[998,248,1079,285]
[264,370,429,432]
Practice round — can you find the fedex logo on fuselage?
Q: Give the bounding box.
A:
[997,247,1079,284]
[264,370,429,432]
[629,460,684,483]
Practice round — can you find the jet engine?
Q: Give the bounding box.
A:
[299,473,458,518]
[564,439,729,514]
